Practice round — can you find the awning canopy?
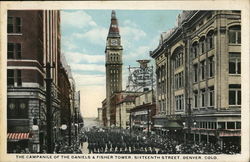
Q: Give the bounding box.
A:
[165,121,183,129]
[7,133,30,141]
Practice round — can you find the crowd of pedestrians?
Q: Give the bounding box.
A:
[83,128,240,154]
[53,137,83,154]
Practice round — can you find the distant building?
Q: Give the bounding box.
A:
[130,89,156,133]
[115,92,140,129]
[101,99,107,126]
[150,10,241,146]
[97,107,103,123]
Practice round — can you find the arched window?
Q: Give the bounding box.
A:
[228,25,241,44]
[206,30,214,50]
[199,36,206,54]
[191,41,198,58]
[172,46,183,69]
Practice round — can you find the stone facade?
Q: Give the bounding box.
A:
[150,10,241,146]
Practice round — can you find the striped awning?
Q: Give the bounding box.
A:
[7,133,30,141]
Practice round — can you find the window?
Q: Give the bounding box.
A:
[200,60,206,80]
[229,53,241,74]
[179,72,182,88]
[7,69,14,86]
[193,91,198,108]
[192,42,199,58]
[236,122,241,129]
[174,74,178,89]
[175,95,184,111]
[7,16,22,33]
[7,43,14,59]
[17,70,22,86]
[16,43,21,59]
[200,89,206,107]
[173,47,183,69]
[228,25,241,44]
[7,17,14,33]
[193,64,198,82]
[229,84,241,106]
[16,17,22,33]
[174,53,183,68]
[208,56,214,77]
[7,69,22,87]
[218,122,225,129]
[232,10,241,13]
[227,122,235,129]
[199,37,206,54]
[175,71,184,89]
[206,30,214,50]
[7,43,21,59]
[208,87,214,107]
[7,99,28,119]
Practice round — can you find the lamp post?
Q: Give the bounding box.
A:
[32,120,39,153]
[129,111,132,136]
[61,124,67,139]
[186,97,192,144]
[147,106,150,137]
[119,106,122,129]
[183,119,196,143]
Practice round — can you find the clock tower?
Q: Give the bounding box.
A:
[105,10,123,126]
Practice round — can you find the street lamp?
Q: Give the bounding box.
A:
[193,121,197,127]
[61,124,67,130]
[183,121,186,128]
[147,107,150,137]
[32,125,39,131]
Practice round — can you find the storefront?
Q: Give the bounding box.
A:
[7,133,31,153]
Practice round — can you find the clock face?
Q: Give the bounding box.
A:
[111,39,118,45]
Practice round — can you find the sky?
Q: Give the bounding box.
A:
[61,10,181,118]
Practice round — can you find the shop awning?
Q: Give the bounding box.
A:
[7,133,30,141]
[165,121,183,129]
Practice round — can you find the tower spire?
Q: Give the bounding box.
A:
[111,10,116,19]
[108,10,120,38]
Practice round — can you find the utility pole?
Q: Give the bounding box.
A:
[187,97,191,143]
[147,106,150,137]
[119,106,122,129]
[129,111,132,136]
[45,62,53,153]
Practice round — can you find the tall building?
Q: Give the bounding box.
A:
[150,11,241,147]
[104,10,123,126]
[7,10,64,153]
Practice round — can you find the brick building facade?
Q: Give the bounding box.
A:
[7,10,76,153]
